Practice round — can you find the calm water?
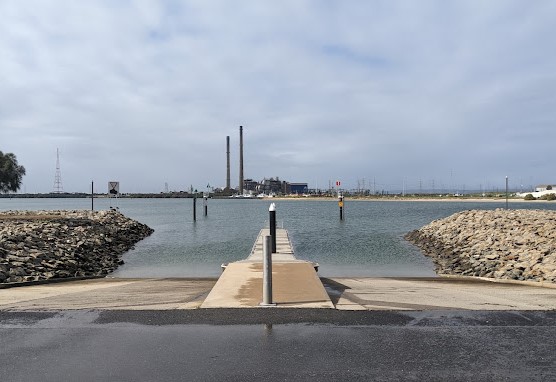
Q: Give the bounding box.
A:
[2,198,555,277]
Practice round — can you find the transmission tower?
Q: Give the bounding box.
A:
[53,148,64,193]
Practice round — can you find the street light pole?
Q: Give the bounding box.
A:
[505,176,509,210]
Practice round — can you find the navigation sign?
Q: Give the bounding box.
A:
[108,181,120,195]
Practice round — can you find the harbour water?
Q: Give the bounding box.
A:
[2,198,555,277]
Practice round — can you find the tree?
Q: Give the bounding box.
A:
[540,193,556,201]
[524,193,536,201]
[0,151,26,193]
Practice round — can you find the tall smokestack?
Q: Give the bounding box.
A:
[226,136,230,190]
[239,126,244,194]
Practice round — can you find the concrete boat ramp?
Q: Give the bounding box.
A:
[1,227,556,311]
[201,228,334,308]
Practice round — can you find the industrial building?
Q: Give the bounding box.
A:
[289,183,309,194]
[221,126,307,196]
[241,178,307,196]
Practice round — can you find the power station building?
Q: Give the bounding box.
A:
[222,126,307,195]
[241,178,307,195]
[289,183,309,194]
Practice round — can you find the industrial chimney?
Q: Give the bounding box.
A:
[226,136,231,190]
[239,126,244,195]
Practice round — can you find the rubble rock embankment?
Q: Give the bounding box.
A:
[406,209,556,283]
[0,210,154,283]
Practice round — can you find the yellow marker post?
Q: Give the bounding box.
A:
[338,195,344,220]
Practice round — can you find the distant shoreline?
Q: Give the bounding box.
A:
[267,197,536,203]
[0,194,549,203]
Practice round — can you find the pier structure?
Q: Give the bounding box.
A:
[201,228,334,308]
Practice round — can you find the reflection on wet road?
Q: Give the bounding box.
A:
[1,310,555,381]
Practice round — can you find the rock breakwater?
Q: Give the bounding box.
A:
[0,210,154,283]
[406,209,556,283]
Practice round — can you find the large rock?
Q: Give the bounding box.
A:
[0,210,154,283]
[406,209,556,283]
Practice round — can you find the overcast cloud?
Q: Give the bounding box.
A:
[1,1,555,193]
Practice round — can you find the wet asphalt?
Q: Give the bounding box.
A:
[2,309,556,381]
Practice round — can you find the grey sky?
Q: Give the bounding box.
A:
[1,1,555,193]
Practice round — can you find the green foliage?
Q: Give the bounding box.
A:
[524,194,536,201]
[547,185,553,190]
[540,193,556,201]
[0,151,26,193]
